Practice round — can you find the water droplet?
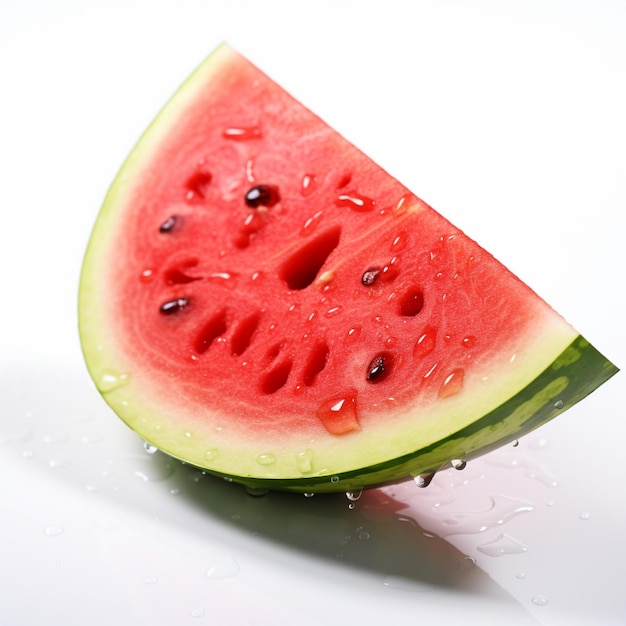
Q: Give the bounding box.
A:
[300,210,323,235]
[346,489,363,502]
[256,453,276,466]
[516,572,527,580]
[115,454,175,482]
[300,173,317,196]
[438,368,465,399]
[245,486,269,497]
[477,533,528,557]
[223,126,262,140]
[296,449,314,474]
[143,441,158,454]
[303,492,315,498]
[316,390,360,435]
[43,524,65,537]
[204,448,219,461]
[143,576,159,585]
[330,475,340,484]
[97,369,129,393]
[414,326,437,359]
[458,556,476,571]
[206,553,240,580]
[579,511,591,520]
[461,335,476,348]
[554,399,564,409]
[190,608,205,618]
[346,326,362,343]
[451,459,467,470]
[531,595,549,607]
[48,456,69,470]
[335,193,375,212]
[414,472,436,488]
[347,502,356,510]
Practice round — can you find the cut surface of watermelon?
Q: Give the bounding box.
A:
[79,43,617,493]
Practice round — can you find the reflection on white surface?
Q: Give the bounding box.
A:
[1,1,624,624]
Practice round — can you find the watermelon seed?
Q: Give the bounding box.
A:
[158,215,178,233]
[366,352,394,383]
[280,226,341,290]
[398,288,424,317]
[245,184,280,208]
[194,309,228,353]
[159,298,189,315]
[361,266,381,286]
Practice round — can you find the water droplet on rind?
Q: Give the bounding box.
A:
[414,472,436,488]
[296,449,314,474]
[97,369,130,393]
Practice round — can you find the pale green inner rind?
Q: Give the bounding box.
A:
[207,335,617,492]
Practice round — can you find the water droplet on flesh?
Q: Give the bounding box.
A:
[335,193,375,212]
[223,126,262,140]
[296,449,314,474]
[301,173,317,196]
[317,391,360,435]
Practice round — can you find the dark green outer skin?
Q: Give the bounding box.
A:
[201,335,617,493]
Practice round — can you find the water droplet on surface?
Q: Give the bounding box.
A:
[579,511,591,520]
[477,533,528,557]
[531,595,549,607]
[48,457,69,470]
[303,492,315,498]
[458,556,476,571]
[206,553,240,580]
[516,572,527,580]
[256,453,276,466]
[143,576,158,585]
[43,524,65,537]
[98,369,129,393]
[190,608,205,618]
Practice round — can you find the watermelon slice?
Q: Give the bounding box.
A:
[79,43,617,494]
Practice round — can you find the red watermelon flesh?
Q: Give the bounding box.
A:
[78,44,617,493]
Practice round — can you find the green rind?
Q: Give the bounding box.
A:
[205,335,617,493]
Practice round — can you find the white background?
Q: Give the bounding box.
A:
[1,1,624,625]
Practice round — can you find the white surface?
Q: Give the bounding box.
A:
[1,1,624,625]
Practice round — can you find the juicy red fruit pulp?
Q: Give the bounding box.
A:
[111,57,537,439]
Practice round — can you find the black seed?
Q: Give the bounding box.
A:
[361,266,381,286]
[159,298,189,315]
[245,184,280,208]
[159,215,177,233]
[366,353,390,382]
